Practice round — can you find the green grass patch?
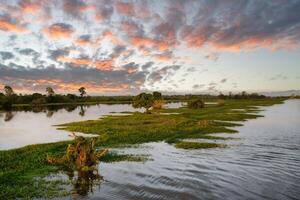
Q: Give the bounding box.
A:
[175,141,223,149]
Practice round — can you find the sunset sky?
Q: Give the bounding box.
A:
[0,0,299,95]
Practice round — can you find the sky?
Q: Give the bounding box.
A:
[0,0,299,95]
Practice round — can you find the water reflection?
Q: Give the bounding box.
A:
[67,169,104,197]
[0,103,160,150]
[79,106,86,117]
[4,111,14,122]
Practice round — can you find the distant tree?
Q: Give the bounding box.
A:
[241,91,247,97]
[153,91,162,100]
[152,91,165,109]
[187,99,205,109]
[79,87,86,98]
[46,87,55,97]
[4,85,14,96]
[218,92,225,99]
[132,92,154,113]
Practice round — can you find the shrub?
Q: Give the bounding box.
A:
[187,99,204,109]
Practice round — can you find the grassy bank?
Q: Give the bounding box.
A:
[0,98,284,199]
[59,99,283,146]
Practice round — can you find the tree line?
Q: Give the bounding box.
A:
[0,85,269,111]
[0,85,132,110]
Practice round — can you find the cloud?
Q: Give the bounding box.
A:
[141,62,154,71]
[57,56,114,71]
[94,0,114,21]
[148,65,181,83]
[181,0,300,51]
[48,48,70,61]
[19,0,42,14]
[18,48,39,56]
[153,51,173,61]
[115,1,135,16]
[269,74,288,81]
[205,53,219,61]
[0,0,300,94]
[0,51,14,60]
[63,0,89,18]
[193,84,205,89]
[121,62,139,74]
[75,34,92,45]
[220,78,227,83]
[109,45,127,58]
[0,15,28,33]
[42,23,74,39]
[0,63,146,93]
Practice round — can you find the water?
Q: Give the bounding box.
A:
[61,100,299,200]
[0,103,181,150]
[2,100,300,199]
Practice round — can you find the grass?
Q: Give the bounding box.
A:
[175,141,223,149]
[58,99,283,146]
[0,98,284,199]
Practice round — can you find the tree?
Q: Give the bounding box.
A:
[46,87,55,97]
[132,92,154,113]
[187,99,205,109]
[241,91,247,97]
[152,91,164,109]
[153,91,162,100]
[4,85,14,96]
[79,87,86,98]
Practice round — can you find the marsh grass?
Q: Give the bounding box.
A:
[175,141,223,149]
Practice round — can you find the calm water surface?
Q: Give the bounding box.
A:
[0,103,181,150]
[59,100,299,200]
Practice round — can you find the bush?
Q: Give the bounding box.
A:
[187,99,204,109]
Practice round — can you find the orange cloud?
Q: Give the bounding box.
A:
[6,78,130,93]
[130,36,169,52]
[115,2,135,16]
[153,53,172,61]
[42,23,74,39]
[102,30,122,45]
[0,17,28,33]
[19,0,41,14]
[94,60,114,71]
[57,56,114,71]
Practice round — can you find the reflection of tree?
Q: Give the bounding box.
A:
[67,168,103,196]
[32,106,46,113]
[65,105,77,112]
[4,111,14,122]
[79,106,86,117]
[46,111,54,118]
